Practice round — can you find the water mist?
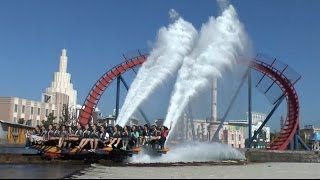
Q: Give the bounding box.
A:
[164,4,251,143]
[130,141,245,163]
[116,11,198,127]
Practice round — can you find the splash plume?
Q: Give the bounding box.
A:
[163,4,251,142]
[116,13,198,127]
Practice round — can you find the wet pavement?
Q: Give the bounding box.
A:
[2,160,320,179]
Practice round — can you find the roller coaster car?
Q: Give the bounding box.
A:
[140,146,170,157]
[31,144,170,161]
[31,144,63,160]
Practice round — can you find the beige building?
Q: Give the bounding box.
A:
[0,96,56,126]
[220,125,246,148]
[0,49,77,127]
[43,49,77,122]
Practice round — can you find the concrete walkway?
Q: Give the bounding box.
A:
[69,162,320,179]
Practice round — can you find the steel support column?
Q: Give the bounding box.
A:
[297,134,311,150]
[115,77,121,119]
[289,141,294,150]
[248,95,285,148]
[211,68,250,142]
[294,125,300,150]
[294,132,299,150]
[248,68,252,148]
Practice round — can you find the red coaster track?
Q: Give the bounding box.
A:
[78,54,147,127]
[249,59,299,150]
[78,54,299,150]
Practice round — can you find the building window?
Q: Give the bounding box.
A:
[239,134,241,141]
[31,107,34,115]
[231,144,234,147]
[37,120,40,126]
[52,110,54,115]
[46,109,48,116]
[239,144,241,148]
[14,104,18,113]
[22,105,25,113]
[37,108,40,115]
[232,134,234,140]
[13,117,17,123]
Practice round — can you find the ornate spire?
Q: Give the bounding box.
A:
[59,49,68,73]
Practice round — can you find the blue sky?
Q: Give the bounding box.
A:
[0,0,319,131]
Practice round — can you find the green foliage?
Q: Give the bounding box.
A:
[259,130,267,139]
[25,119,32,126]
[18,118,24,124]
[59,104,71,126]
[41,112,56,128]
[270,131,278,141]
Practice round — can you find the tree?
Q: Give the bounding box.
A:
[18,118,25,124]
[259,130,267,140]
[25,119,32,126]
[41,113,56,128]
[270,130,278,141]
[59,104,72,126]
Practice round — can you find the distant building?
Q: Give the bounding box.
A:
[0,96,56,126]
[97,115,116,127]
[228,112,270,148]
[172,111,269,148]
[42,49,77,122]
[246,111,267,125]
[91,107,102,124]
[221,125,245,148]
[300,125,320,150]
[175,116,246,148]
[193,119,211,141]
[0,49,78,127]
[173,113,245,148]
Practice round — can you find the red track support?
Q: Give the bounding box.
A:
[77,55,147,127]
[78,54,299,151]
[249,60,299,150]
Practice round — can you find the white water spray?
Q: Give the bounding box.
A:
[163,4,251,142]
[116,12,198,127]
[130,141,245,163]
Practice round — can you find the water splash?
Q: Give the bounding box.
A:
[129,141,245,163]
[116,12,198,127]
[163,4,251,142]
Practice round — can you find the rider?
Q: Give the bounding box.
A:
[159,121,172,149]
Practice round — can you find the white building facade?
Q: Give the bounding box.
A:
[229,111,271,143]
[42,49,77,122]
